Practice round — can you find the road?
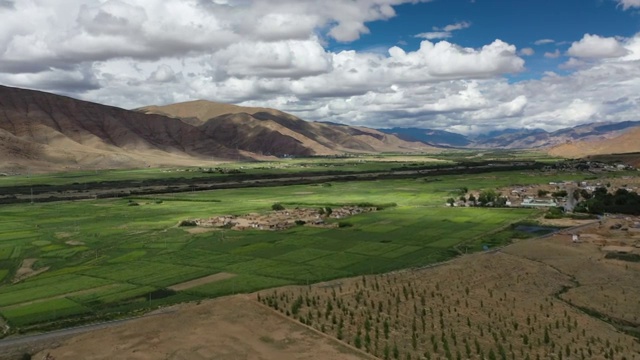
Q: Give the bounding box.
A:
[0,309,175,359]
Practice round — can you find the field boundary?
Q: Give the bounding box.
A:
[250,295,380,360]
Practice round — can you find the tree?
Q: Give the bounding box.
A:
[468,194,477,206]
[272,203,285,211]
[447,198,455,206]
[354,334,362,349]
[478,189,498,206]
[552,190,568,198]
[538,189,550,197]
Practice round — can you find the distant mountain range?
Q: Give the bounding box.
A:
[1,84,639,173]
[380,121,640,150]
[0,85,432,172]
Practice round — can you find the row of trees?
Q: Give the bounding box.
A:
[575,188,640,215]
[448,189,508,208]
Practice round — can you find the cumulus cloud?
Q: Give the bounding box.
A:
[415,21,471,40]
[617,0,640,10]
[519,48,535,56]
[0,1,639,135]
[0,0,14,9]
[0,0,433,73]
[567,34,629,58]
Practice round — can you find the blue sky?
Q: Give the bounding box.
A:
[1,0,639,133]
[341,0,640,78]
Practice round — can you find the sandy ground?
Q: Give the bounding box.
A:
[168,272,237,291]
[12,259,49,283]
[32,296,370,360]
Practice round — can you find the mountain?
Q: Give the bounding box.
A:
[378,127,471,147]
[548,126,640,160]
[0,86,433,172]
[470,122,640,149]
[0,85,244,172]
[138,101,434,156]
[470,128,549,148]
[377,122,640,149]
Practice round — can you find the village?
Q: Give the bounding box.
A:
[186,206,377,231]
[447,173,640,212]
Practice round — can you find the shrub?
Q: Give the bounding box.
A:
[295,220,306,226]
[272,203,285,211]
[178,220,197,227]
[338,221,353,228]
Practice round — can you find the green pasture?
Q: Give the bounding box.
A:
[0,155,452,187]
[0,169,587,331]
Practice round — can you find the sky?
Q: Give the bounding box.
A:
[1,0,640,134]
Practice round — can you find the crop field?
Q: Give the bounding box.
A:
[0,167,603,333]
[259,237,640,360]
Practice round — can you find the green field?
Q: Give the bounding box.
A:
[0,167,585,332]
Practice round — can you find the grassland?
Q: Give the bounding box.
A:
[0,165,605,334]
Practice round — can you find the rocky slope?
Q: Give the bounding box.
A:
[0,85,243,172]
[0,86,433,172]
[548,126,640,158]
[381,122,640,149]
[138,101,434,156]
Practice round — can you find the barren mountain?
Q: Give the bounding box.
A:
[381,121,640,149]
[0,85,245,172]
[0,86,433,173]
[139,101,434,156]
[548,126,640,159]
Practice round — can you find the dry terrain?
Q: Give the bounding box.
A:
[27,296,370,360]
[548,127,640,159]
[259,218,640,360]
[8,216,639,360]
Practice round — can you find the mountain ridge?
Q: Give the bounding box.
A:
[0,85,433,172]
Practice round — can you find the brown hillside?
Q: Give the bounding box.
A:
[137,100,289,125]
[142,100,435,155]
[0,86,245,172]
[548,126,640,159]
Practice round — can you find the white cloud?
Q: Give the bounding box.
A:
[213,38,332,79]
[519,48,535,56]
[415,31,451,40]
[617,0,640,10]
[415,21,470,40]
[442,21,471,32]
[567,34,629,59]
[544,50,561,58]
[534,39,555,46]
[1,2,640,136]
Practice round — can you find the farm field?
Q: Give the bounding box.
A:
[258,226,640,360]
[0,149,560,188]
[27,213,640,360]
[0,169,568,332]
[0,167,614,334]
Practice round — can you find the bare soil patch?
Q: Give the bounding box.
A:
[34,296,370,360]
[65,240,85,246]
[168,272,237,291]
[12,259,49,283]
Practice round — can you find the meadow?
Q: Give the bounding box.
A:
[0,167,589,333]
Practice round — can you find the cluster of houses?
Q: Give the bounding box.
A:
[193,206,376,231]
[447,176,638,212]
